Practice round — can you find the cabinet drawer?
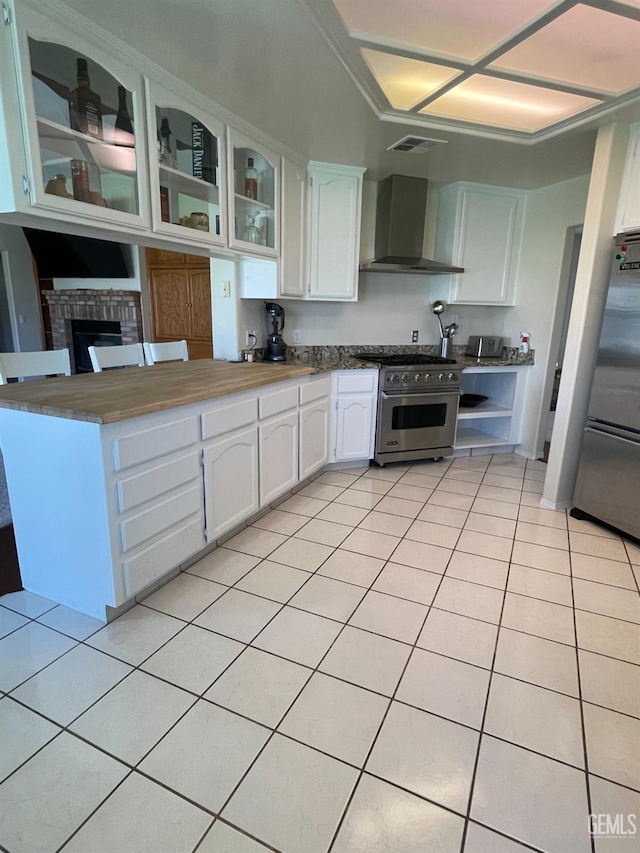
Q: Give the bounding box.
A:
[336,372,377,394]
[112,417,199,471]
[300,375,330,405]
[116,452,201,513]
[119,483,202,552]
[259,385,299,419]
[201,398,258,440]
[121,516,205,599]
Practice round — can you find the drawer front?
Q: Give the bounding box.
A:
[336,371,376,394]
[119,483,202,552]
[116,452,201,513]
[259,384,299,419]
[121,517,205,599]
[299,375,330,405]
[201,397,258,440]
[112,417,199,471]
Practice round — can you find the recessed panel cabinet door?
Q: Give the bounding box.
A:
[299,400,329,479]
[150,269,191,339]
[203,427,259,540]
[259,410,298,506]
[189,270,213,340]
[335,395,374,461]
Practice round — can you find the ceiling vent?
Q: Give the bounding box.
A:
[388,135,447,154]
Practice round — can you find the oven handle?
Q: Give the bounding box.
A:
[381,389,461,402]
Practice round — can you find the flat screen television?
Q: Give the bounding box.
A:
[23,228,130,279]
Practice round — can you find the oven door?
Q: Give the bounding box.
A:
[377,390,459,453]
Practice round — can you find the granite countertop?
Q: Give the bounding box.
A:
[0,360,315,424]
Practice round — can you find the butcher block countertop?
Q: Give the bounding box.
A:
[0,360,316,424]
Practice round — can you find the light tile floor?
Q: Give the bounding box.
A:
[1,453,639,852]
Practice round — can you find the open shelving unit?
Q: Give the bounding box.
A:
[454,367,527,454]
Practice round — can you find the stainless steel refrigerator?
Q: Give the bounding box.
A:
[572,233,640,541]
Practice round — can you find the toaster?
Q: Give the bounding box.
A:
[465,336,503,358]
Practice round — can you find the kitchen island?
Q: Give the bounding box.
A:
[0,360,322,619]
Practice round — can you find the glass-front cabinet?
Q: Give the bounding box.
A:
[228,129,279,258]
[10,4,148,228]
[145,80,226,247]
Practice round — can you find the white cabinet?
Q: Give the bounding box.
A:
[2,0,149,232]
[280,155,307,298]
[299,400,330,478]
[308,161,366,301]
[203,426,259,540]
[455,367,528,453]
[331,370,378,462]
[615,122,640,234]
[259,409,299,505]
[228,127,279,258]
[435,183,526,306]
[145,78,227,249]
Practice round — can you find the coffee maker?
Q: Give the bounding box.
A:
[264,302,287,362]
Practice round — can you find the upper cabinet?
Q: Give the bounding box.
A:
[3,1,148,230]
[435,182,526,306]
[308,162,365,301]
[228,128,279,258]
[145,79,226,249]
[615,122,640,234]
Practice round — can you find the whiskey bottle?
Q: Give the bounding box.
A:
[244,157,258,200]
[114,86,134,147]
[68,58,103,139]
[159,117,177,169]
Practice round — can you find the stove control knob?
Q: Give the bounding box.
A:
[414,373,422,383]
[447,372,457,382]
[388,374,399,384]
[424,373,432,382]
[400,374,408,383]
[438,373,446,382]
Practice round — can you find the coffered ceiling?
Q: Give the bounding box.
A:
[305,0,640,141]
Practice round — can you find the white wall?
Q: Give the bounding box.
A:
[0,223,42,352]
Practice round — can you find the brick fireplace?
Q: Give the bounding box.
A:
[45,290,143,373]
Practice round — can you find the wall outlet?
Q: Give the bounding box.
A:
[245,330,257,347]
[221,281,231,298]
[411,330,419,343]
[293,329,301,344]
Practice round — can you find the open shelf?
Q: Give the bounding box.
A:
[455,427,514,449]
[234,192,272,212]
[457,403,512,420]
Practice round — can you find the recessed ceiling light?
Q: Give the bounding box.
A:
[361,48,460,109]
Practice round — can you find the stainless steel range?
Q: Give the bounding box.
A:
[357,353,462,465]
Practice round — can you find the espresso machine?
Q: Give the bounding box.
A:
[264,302,287,362]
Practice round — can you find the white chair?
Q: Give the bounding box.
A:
[0,349,71,384]
[88,343,145,372]
[143,340,189,365]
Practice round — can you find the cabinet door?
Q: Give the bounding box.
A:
[280,156,307,298]
[146,248,186,267]
[615,123,640,233]
[335,395,374,461]
[149,269,191,339]
[204,427,259,540]
[299,399,329,479]
[145,78,227,249]
[452,189,524,305]
[189,270,212,340]
[308,163,365,301]
[228,128,279,258]
[12,4,148,229]
[259,410,298,505]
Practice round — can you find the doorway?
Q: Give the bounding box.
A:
[541,226,582,461]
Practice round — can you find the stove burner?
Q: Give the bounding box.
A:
[357,353,457,366]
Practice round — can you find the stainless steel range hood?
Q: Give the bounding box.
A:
[359,174,464,275]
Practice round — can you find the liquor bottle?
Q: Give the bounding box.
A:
[159,117,177,169]
[70,159,91,202]
[114,86,134,147]
[68,58,103,139]
[244,157,258,200]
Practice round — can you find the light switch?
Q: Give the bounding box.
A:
[221,281,231,298]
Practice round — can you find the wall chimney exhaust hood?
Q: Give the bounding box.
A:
[359,174,464,275]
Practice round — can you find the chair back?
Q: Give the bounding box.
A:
[88,343,145,372]
[143,340,189,365]
[0,349,71,384]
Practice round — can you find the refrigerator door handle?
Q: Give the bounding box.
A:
[584,425,640,447]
